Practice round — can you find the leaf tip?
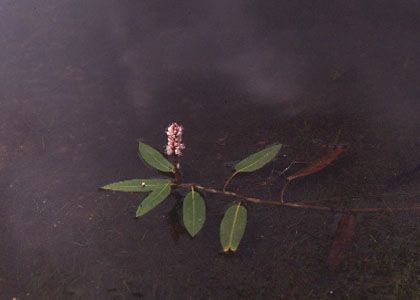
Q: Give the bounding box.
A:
[189,231,197,238]
[135,206,144,218]
[100,185,111,190]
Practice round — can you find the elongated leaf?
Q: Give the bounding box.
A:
[234,143,282,173]
[136,182,171,217]
[101,179,171,192]
[287,144,345,181]
[138,142,175,173]
[327,213,357,271]
[183,188,206,237]
[220,204,247,252]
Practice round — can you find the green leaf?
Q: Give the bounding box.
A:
[138,142,175,173]
[101,179,171,192]
[183,188,206,237]
[220,203,247,252]
[234,143,282,173]
[136,182,171,217]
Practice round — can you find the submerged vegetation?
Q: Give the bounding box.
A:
[101,123,420,254]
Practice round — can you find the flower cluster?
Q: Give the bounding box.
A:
[165,122,185,156]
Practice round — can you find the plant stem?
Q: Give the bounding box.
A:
[175,183,420,214]
[280,180,290,204]
[223,171,238,192]
[173,156,182,184]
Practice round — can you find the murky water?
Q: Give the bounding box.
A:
[1,1,419,299]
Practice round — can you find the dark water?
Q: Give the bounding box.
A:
[1,1,419,299]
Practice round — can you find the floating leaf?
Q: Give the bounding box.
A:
[234,143,282,173]
[224,143,282,190]
[136,182,171,217]
[327,213,357,271]
[220,203,247,252]
[287,144,346,181]
[138,142,175,173]
[183,188,206,237]
[101,179,171,192]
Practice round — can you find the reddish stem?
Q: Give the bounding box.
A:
[175,183,420,214]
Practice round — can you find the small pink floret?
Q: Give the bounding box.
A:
[165,122,185,156]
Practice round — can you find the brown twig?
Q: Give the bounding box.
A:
[174,183,420,214]
[280,181,289,204]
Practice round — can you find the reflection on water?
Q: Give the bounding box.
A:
[1,0,419,298]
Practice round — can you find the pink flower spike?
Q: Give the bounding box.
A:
[165,122,185,156]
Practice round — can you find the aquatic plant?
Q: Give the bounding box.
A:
[101,123,420,253]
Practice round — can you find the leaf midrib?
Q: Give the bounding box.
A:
[227,204,241,250]
[152,182,170,199]
[139,182,170,215]
[191,190,196,234]
[236,147,277,172]
[118,183,160,188]
[107,180,168,190]
[142,144,174,172]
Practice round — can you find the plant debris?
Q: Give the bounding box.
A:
[327,213,357,271]
[287,144,346,181]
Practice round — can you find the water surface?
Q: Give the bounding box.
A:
[1,1,419,299]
